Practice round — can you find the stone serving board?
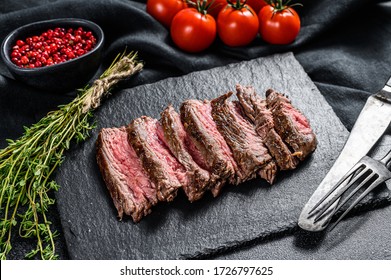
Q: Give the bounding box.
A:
[55,53,390,259]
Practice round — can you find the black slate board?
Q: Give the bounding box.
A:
[55,53,390,259]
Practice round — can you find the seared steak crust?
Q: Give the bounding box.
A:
[266,89,317,160]
[180,99,237,197]
[258,160,278,185]
[211,91,273,183]
[160,105,211,202]
[96,85,318,222]
[127,116,186,202]
[236,84,299,170]
[96,127,157,222]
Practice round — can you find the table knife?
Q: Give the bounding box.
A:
[298,76,391,231]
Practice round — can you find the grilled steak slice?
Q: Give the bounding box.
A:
[127,116,187,202]
[236,84,299,170]
[96,127,157,222]
[258,160,278,185]
[160,105,211,202]
[211,91,273,183]
[266,89,317,160]
[180,99,237,197]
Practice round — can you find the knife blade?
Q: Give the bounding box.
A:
[298,76,391,231]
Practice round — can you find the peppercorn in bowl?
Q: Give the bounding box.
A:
[1,18,104,93]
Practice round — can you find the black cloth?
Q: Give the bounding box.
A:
[1,0,391,259]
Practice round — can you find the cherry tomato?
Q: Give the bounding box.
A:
[245,0,267,14]
[146,0,187,28]
[217,4,259,47]
[258,5,301,44]
[206,0,227,18]
[171,8,217,53]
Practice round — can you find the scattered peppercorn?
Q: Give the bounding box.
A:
[10,26,97,68]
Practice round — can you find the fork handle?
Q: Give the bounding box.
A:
[380,148,391,169]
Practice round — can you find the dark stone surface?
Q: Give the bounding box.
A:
[54,53,390,260]
[214,183,391,260]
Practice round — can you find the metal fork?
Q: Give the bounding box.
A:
[307,149,391,230]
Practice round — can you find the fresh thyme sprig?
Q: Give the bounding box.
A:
[0,52,143,260]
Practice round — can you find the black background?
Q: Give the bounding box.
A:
[1,0,391,259]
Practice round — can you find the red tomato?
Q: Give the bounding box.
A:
[146,0,187,28]
[217,5,259,47]
[171,8,217,53]
[245,0,267,14]
[258,5,301,44]
[206,0,227,18]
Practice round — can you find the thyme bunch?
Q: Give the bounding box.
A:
[0,52,143,259]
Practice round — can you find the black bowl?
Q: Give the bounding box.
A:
[1,18,104,93]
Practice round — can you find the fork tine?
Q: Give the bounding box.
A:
[308,163,367,217]
[316,171,376,224]
[327,175,383,231]
[318,173,377,226]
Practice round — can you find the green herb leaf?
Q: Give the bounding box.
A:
[0,51,143,260]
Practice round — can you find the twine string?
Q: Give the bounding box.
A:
[82,56,143,113]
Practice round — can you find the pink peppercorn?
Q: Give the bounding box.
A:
[10,26,97,68]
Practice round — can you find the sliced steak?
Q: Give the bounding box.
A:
[127,116,187,202]
[266,89,317,160]
[258,160,278,185]
[160,105,211,202]
[236,84,299,170]
[211,91,273,183]
[180,99,237,197]
[96,127,157,222]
